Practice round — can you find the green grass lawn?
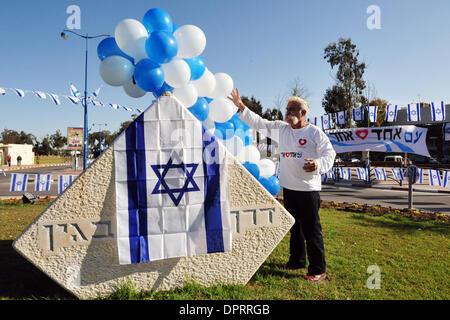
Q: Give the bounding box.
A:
[35,156,71,165]
[0,202,448,300]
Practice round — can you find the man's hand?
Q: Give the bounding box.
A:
[228,88,246,112]
[303,158,318,172]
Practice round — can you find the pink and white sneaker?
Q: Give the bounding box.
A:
[303,273,327,282]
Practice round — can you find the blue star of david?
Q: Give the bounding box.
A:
[436,108,441,114]
[389,111,394,116]
[151,157,200,206]
[411,110,416,115]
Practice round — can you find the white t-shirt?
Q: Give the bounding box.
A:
[238,108,336,191]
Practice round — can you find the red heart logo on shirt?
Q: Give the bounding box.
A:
[355,129,369,140]
[298,139,307,146]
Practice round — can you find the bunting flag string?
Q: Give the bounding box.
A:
[0,86,144,114]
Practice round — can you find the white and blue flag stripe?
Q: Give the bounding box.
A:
[368,106,378,123]
[10,174,28,191]
[431,101,445,122]
[58,175,74,194]
[114,96,231,265]
[35,174,52,192]
[407,103,421,122]
[352,106,364,121]
[385,105,398,122]
[443,171,450,189]
[70,83,80,98]
[374,168,387,181]
[428,169,442,187]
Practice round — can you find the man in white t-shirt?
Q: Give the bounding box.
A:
[228,88,336,282]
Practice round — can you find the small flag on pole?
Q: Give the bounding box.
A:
[339,167,351,180]
[431,101,445,122]
[0,88,6,95]
[10,173,28,191]
[35,174,52,192]
[14,88,25,97]
[428,169,442,187]
[66,96,80,104]
[58,175,74,194]
[33,91,47,99]
[385,105,398,122]
[321,114,332,130]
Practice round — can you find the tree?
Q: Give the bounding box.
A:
[50,130,67,155]
[36,136,52,156]
[288,77,310,99]
[241,96,263,116]
[323,38,366,126]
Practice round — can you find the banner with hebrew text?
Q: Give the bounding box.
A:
[326,125,430,157]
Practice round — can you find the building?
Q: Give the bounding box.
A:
[0,144,35,166]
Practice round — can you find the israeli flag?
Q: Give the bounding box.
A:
[114,96,232,265]
[336,111,346,125]
[443,171,450,188]
[14,88,25,97]
[356,167,369,181]
[368,106,378,123]
[321,173,328,183]
[35,174,52,192]
[339,167,351,180]
[0,87,6,95]
[321,114,332,130]
[407,103,421,122]
[352,106,364,121]
[413,167,423,184]
[58,175,74,194]
[327,168,336,181]
[428,169,442,187]
[91,86,102,99]
[50,94,61,105]
[431,101,445,122]
[136,108,143,114]
[10,174,28,192]
[374,168,387,181]
[33,91,47,99]
[122,106,133,112]
[110,103,119,110]
[385,105,398,122]
[391,168,404,181]
[66,96,80,104]
[70,83,80,98]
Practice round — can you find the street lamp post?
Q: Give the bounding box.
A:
[61,30,110,170]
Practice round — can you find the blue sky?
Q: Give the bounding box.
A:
[1,0,449,140]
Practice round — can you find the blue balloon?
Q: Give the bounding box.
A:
[173,24,179,33]
[184,56,206,81]
[134,59,165,92]
[268,176,281,195]
[214,121,235,140]
[153,82,174,98]
[235,128,253,146]
[243,162,260,180]
[258,176,279,195]
[143,8,173,34]
[145,31,178,64]
[204,97,213,104]
[188,97,209,121]
[97,37,134,63]
[230,113,250,131]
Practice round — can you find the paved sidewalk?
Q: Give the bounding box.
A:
[1,163,71,172]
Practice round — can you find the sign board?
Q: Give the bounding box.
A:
[67,127,83,150]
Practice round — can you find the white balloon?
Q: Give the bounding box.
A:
[258,158,276,178]
[161,59,191,88]
[208,98,236,123]
[99,56,134,87]
[173,83,198,108]
[223,136,244,157]
[237,145,260,164]
[123,78,146,98]
[115,19,148,62]
[209,73,234,99]
[192,68,216,97]
[174,25,206,59]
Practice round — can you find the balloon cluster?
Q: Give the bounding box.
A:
[97,8,280,196]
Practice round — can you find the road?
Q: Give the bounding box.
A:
[320,185,450,214]
[2,165,449,214]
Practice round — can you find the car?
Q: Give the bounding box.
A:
[384,155,403,162]
[334,157,343,163]
[350,158,359,163]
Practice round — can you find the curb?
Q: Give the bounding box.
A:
[324,182,450,194]
[1,163,71,172]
